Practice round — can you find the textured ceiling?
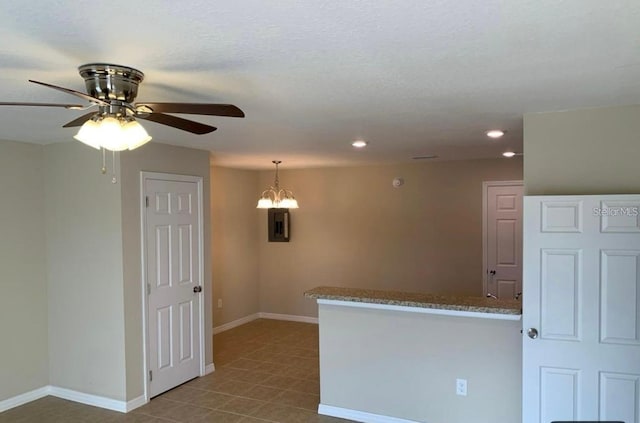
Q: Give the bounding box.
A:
[0,1,638,169]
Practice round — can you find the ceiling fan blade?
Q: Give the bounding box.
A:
[138,113,217,134]
[28,80,109,106]
[135,102,245,118]
[0,101,85,109]
[62,112,96,128]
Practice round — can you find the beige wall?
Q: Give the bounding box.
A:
[318,303,521,422]
[524,104,640,195]
[1,140,213,405]
[120,142,212,401]
[211,166,260,327]
[44,142,127,400]
[257,159,523,317]
[0,141,49,402]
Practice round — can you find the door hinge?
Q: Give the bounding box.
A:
[145,196,149,208]
[147,283,151,296]
[149,370,153,382]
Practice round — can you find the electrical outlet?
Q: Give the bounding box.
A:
[456,378,467,396]
[217,299,223,308]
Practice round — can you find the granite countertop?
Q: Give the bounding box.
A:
[304,286,522,315]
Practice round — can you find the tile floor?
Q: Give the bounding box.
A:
[0,319,352,423]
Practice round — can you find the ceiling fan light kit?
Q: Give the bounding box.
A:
[0,63,245,181]
[74,115,152,151]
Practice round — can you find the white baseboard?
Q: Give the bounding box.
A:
[0,386,145,414]
[318,404,420,423]
[0,386,50,413]
[212,312,318,335]
[204,363,215,375]
[125,395,147,412]
[258,312,318,324]
[49,386,128,413]
[213,313,259,334]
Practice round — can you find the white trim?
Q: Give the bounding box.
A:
[204,363,215,375]
[49,386,127,413]
[318,404,421,423]
[482,180,523,297]
[317,299,521,321]
[139,174,149,404]
[195,175,205,379]
[258,312,319,324]
[140,172,206,398]
[0,386,50,413]
[124,395,147,412]
[212,312,319,335]
[213,313,260,334]
[0,387,147,414]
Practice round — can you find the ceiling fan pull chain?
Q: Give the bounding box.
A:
[111,150,118,184]
[101,148,107,174]
[97,148,118,184]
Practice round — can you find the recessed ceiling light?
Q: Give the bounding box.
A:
[352,140,368,148]
[486,130,505,139]
[502,151,516,157]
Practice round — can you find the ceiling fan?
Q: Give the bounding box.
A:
[0,63,245,151]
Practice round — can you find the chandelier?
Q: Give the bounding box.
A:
[256,160,299,209]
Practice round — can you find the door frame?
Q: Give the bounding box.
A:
[140,171,206,402]
[482,180,524,296]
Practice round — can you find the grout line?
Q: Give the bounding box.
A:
[161,384,320,412]
[154,320,324,421]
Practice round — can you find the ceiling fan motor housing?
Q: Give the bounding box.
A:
[78,63,144,103]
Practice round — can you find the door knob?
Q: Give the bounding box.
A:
[193,286,202,293]
[527,328,538,339]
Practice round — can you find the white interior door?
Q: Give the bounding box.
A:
[523,195,640,423]
[484,181,523,299]
[144,174,203,398]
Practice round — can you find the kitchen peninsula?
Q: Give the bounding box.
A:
[305,286,522,423]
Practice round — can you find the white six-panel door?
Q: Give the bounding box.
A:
[523,195,640,423]
[144,174,203,398]
[484,181,524,299]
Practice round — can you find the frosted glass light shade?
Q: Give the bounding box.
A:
[99,117,129,151]
[279,198,299,209]
[257,198,274,209]
[256,196,298,209]
[123,120,152,150]
[74,116,152,151]
[73,119,102,149]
